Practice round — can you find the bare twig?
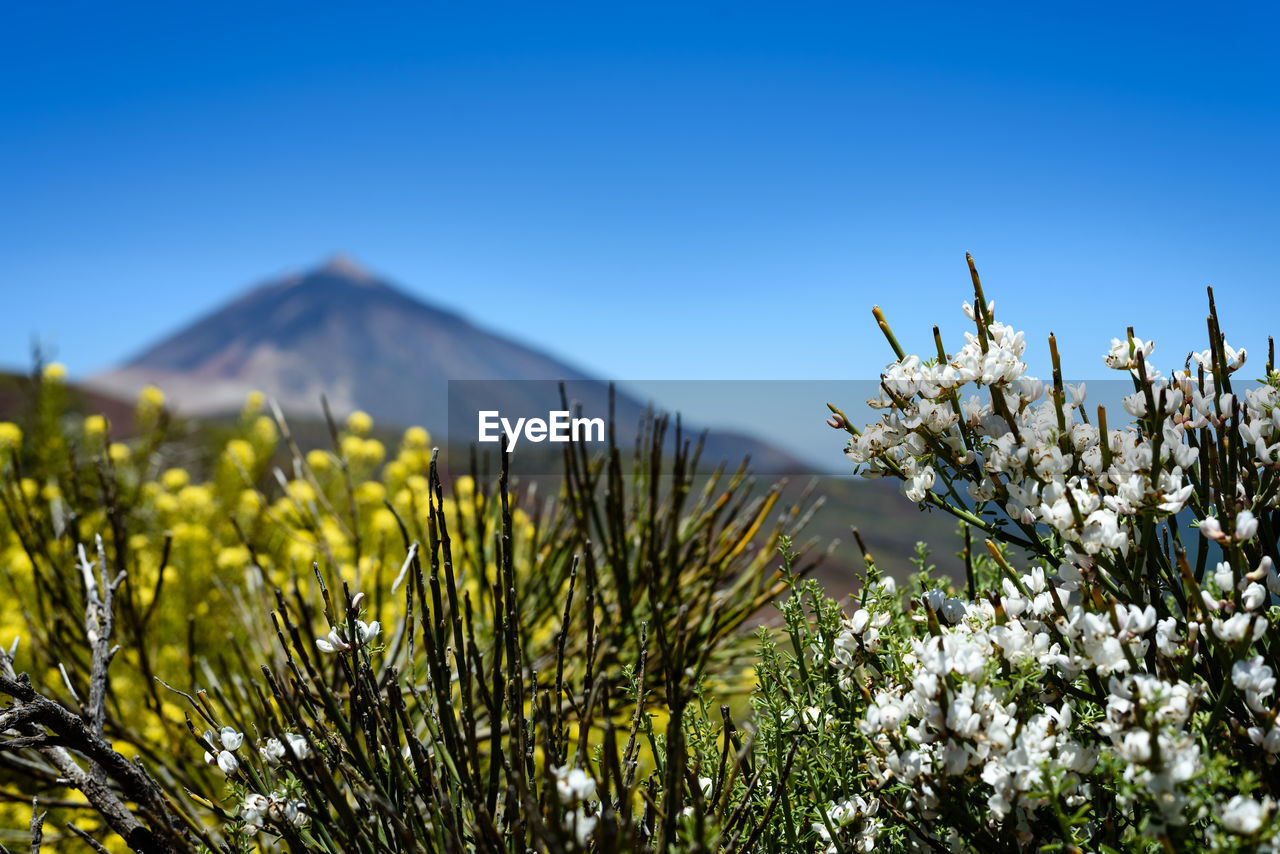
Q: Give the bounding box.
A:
[0,538,185,854]
[29,797,46,854]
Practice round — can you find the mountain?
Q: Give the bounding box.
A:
[90,256,588,421]
[87,256,802,472]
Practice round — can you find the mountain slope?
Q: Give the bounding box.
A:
[87,256,802,471]
[90,257,596,426]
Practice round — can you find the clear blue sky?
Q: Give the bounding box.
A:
[3,1,1278,389]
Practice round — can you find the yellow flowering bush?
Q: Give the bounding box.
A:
[0,378,813,852]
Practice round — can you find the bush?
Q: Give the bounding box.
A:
[764,255,1280,852]
[0,377,816,852]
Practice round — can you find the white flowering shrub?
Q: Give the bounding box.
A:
[760,256,1280,851]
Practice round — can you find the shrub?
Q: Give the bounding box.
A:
[0,379,816,852]
[762,255,1280,852]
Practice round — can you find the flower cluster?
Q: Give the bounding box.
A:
[203,726,244,775]
[260,732,312,763]
[315,617,381,653]
[812,794,881,853]
[552,764,598,847]
[805,278,1280,850]
[240,790,308,834]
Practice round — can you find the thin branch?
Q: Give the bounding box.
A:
[29,798,45,854]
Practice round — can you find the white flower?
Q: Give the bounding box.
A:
[1243,582,1268,612]
[355,619,382,645]
[553,765,596,804]
[1265,557,1280,597]
[782,706,834,731]
[904,466,936,502]
[315,628,349,654]
[260,738,286,764]
[1104,336,1154,371]
[285,732,311,759]
[849,609,870,636]
[216,750,239,775]
[1237,510,1259,541]
[564,809,597,846]
[939,597,967,625]
[1200,516,1227,542]
[283,799,308,826]
[1119,730,1152,764]
[1233,656,1276,714]
[1221,794,1270,835]
[1213,613,1266,644]
[315,620,381,654]
[203,728,242,775]
[242,792,269,819]
[1214,562,1235,592]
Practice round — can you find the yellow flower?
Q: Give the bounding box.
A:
[172,521,210,545]
[138,385,166,410]
[288,480,317,505]
[371,507,399,535]
[355,481,385,505]
[243,390,265,415]
[346,410,373,436]
[251,414,278,446]
[236,488,262,516]
[216,545,251,572]
[382,459,408,486]
[397,448,432,473]
[4,545,33,574]
[0,422,22,452]
[161,467,190,491]
[453,475,475,500]
[286,539,317,566]
[83,413,109,438]
[224,439,255,469]
[340,434,363,460]
[177,484,213,514]
[135,386,166,430]
[42,362,67,383]
[108,442,131,463]
[306,449,332,472]
[403,426,430,449]
[360,438,386,466]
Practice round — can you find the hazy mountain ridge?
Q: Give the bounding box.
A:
[86,256,804,472]
[91,257,592,424]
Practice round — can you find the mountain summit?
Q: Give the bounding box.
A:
[89,257,595,429]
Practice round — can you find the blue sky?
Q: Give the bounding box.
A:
[3,1,1278,393]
